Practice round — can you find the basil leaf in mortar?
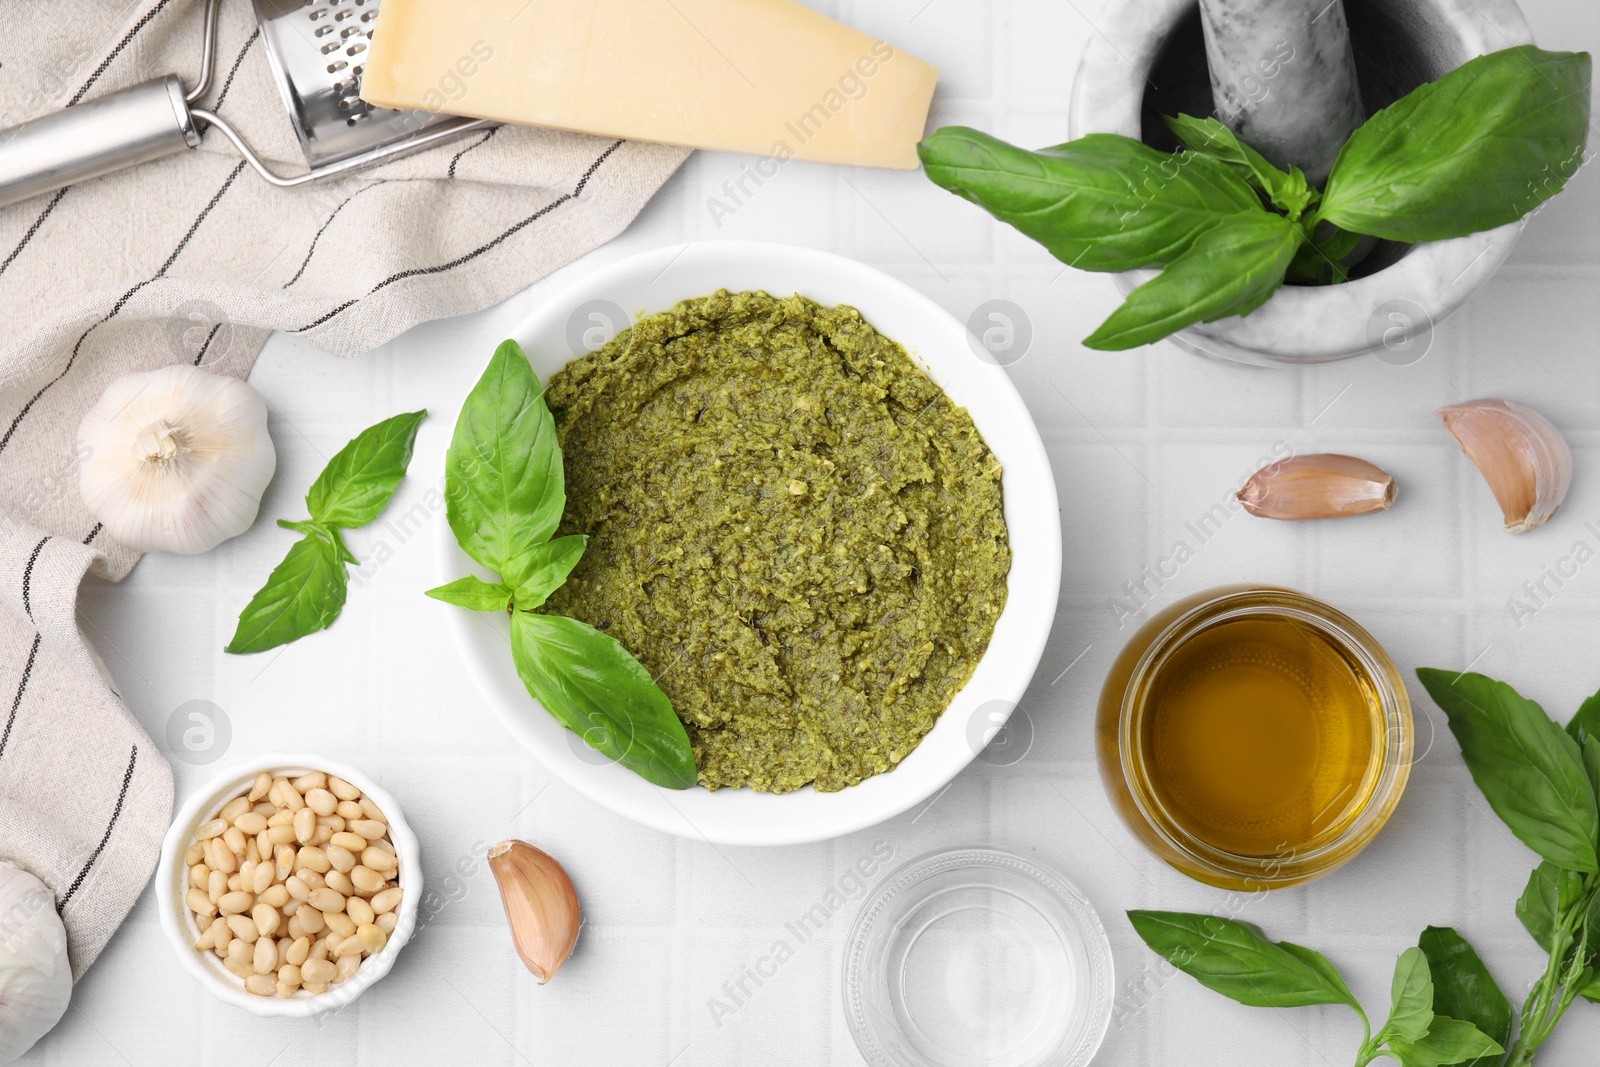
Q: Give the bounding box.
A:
[1377,947,1437,1045]
[1163,113,1318,219]
[1084,212,1301,350]
[1416,668,1600,874]
[1417,927,1512,1067]
[918,127,1264,273]
[225,532,348,654]
[425,575,513,612]
[306,409,428,528]
[511,534,588,609]
[1319,47,1592,242]
[1127,911,1362,1011]
[444,339,565,588]
[510,612,697,790]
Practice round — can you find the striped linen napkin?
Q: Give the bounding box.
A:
[0,0,686,978]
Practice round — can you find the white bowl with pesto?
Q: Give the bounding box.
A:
[436,240,1061,846]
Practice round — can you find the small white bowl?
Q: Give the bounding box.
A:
[156,753,422,1018]
[436,240,1062,845]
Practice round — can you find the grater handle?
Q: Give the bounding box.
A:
[0,76,201,210]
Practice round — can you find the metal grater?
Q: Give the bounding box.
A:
[254,0,483,169]
[0,0,493,209]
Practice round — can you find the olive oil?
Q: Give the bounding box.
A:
[1097,587,1413,889]
[1141,616,1379,857]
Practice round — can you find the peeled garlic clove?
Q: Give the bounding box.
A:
[1237,453,1396,520]
[0,861,71,1064]
[1439,398,1571,534]
[77,365,276,554]
[488,840,580,984]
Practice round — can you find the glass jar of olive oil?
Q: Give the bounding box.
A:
[1097,586,1412,890]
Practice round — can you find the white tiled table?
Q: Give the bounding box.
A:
[48,0,1600,1063]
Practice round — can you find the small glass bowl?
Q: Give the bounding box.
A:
[842,847,1114,1067]
[1097,585,1412,890]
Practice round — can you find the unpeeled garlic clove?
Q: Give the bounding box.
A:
[488,840,580,984]
[77,365,276,554]
[1439,399,1571,534]
[1237,454,1396,520]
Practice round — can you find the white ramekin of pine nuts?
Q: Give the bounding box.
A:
[156,754,422,1017]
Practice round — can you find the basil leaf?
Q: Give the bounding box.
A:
[1379,947,1436,1044]
[1163,113,1318,218]
[445,339,565,586]
[918,127,1262,273]
[1387,1015,1505,1067]
[1084,212,1300,350]
[1583,735,1600,808]
[306,410,428,528]
[1417,927,1512,1067]
[1416,668,1600,874]
[1287,225,1364,284]
[511,534,588,609]
[1320,47,1592,242]
[1127,911,1362,1010]
[1516,862,1561,952]
[509,611,696,790]
[225,532,348,654]
[425,576,513,612]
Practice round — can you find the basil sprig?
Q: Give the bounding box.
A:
[920,46,1591,350]
[1129,914,1503,1066]
[429,340,696,790]
[226,410,426,654]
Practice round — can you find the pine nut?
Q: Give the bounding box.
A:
[210,837,237,874]
[283,898,302,917]
[266,824,297,846]
[301,958,336,984]
[333,934,364,959]
[219,796,251,822]
[207,869,227,902]
[329,777,361,802]
[266,808,294,828]
[252,801,277,817]
[227,874,243,893]
[209,916,231,950]
[245,974,276,997]
[285,937,310,966]
[278,963,302,989]
[293,771,326,792]
[218,891,254,916]
[187,888,218,919]
[223,827,246,855]
[256,831,273,860]
[358,798,385,822]
[325,845,356,874]
[311,825,334,846]
[184,841,205,866]
[370,887,403,915]
[376,911,398,934]
[294,806,316,845]
[298,906,326,935]
[197,818,228,840]
[362,847,397,872]
[324,912,356,939]
[349,819,387,841]
[252,862,274,895]
[298,869,327,891]
[309,938,331,963]
[279,781,305,812]
[305,788,338,816]
[346,897,375,927]
[350,866,385,894]
[324,870,353,897]
[335,953,361,983]
[227,915,259,944]
[233,812,268,835]
[245,839,260,865]
[286,876,311,902]
[369,837,396,856]
[309,887,345,914]
[336,800,363,820]
[253,903,281,938]
[297,846,331,874]
[259,884,289,909]
[189,863,209,890]
[356,923,387,955]
[253,936,277,974]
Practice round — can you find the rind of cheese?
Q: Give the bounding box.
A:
[360,0,939,169]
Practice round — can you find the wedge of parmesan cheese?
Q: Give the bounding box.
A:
[360,0,939,169]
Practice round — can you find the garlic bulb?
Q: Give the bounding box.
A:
[77,365,276,554]
[1439,399,1571,534]
[1237,454,1396,520]
[0,861,71,1065]
[487,840,580,984]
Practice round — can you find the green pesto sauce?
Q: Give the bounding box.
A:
[540,290,1011,792]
